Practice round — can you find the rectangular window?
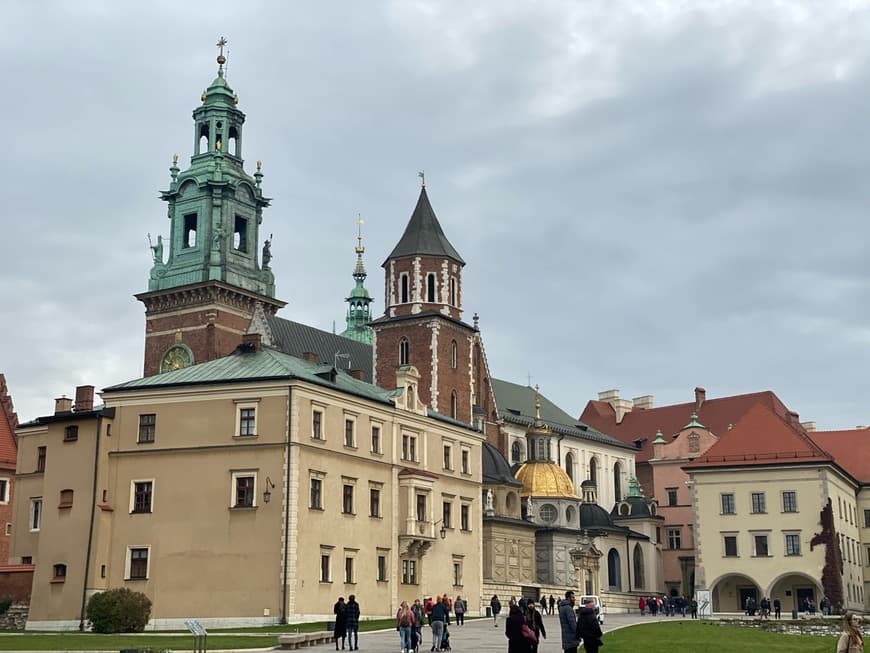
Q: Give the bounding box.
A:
[460,504,470,531]
[4,523,10,536]
[37,446,46,473]
[720,493,735,515]
[370,488,381,518]
[751,492,766,514]
[461,449,470,474]
[59,489,73,508]
[64,425,79,442]
[53,563,67,581]
[453,561,462,587]
[401,559,417,584]
[342,484,354,515]
[666,488,678,506]
[371,425,381,453]
[132,481,153,514]
[183,213,197,248]
[402,434,417,461]
[724,535,738,557]
[416,494,427,523]
[238,408,256,436]
[667,527,682,550]
[0,479,8,504]
[443,445,452,470]
[377,554,387,581]
[138,414,156,443]
[310,478,323,510]
[785,533,801,556]
[782,491,798,513]
[233,474,255,508]
[128,547,149,580]
[312,410,323,440]
[442,501,452,529]
[866,509,870,528]
[754,534,769,557]
[320,554,331,582]
[30,498,42,531]
[344,557,354,584]
[233,215,248,252]
[344,419,355,447]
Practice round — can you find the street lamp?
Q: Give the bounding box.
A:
[263,476,276,504]
[433,519,447,540]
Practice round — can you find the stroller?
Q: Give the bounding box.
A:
[440,624,451,651]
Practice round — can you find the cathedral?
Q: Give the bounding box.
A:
[8,47,661,629]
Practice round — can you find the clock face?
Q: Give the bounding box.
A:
[160,345,192,373]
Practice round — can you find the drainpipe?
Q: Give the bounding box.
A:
[79,409,110,631]
[626,533,632,592]
[280,385,292,624]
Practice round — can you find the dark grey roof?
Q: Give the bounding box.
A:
[611,495,662,520]
[579,502,617,531]
[491,378,631,450]
[384,188,464,265]
[482,441,522,486]
[266,315,373,382]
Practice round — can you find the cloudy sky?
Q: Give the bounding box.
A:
[3,1,869,430]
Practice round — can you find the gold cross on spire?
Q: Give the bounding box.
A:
[356,214,365,253]
[534,384,541,420]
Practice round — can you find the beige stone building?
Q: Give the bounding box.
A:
[12,345,484,629]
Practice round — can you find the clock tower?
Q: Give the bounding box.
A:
[136,41,285,376]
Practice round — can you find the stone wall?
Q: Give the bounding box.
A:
[0,602,29,630]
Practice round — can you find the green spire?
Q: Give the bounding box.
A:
[340,216,373,344]
[147,39,275,299]
[627,476,644,498]
[652,428,666,444]
[684,412,704,429]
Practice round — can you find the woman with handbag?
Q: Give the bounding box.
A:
[505,604,533,653]
[524,600,546,653]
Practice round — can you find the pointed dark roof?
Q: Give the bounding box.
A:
[384,187,464,265]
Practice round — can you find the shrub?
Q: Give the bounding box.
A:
[0,597,11,615]
[86,588,152,633]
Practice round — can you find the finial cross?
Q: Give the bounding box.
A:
[216,37,228,57]
[418,170,425,187]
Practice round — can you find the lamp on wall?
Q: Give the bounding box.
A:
[263,476,276,504]
[433,519,447,540]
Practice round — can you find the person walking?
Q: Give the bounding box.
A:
[558,590,579,653]
[690,598,698,619]
[837,611,864,653]
[525,600,546,653]
[344,594,360,650]
[638,596,646,615]
[773,597,781,619]
[412,598,425,649]
[396,600,415,653]
[430,594,448,651]
[454,595,465,626]
[577,598,604,653]
[333,597,348,651]
[548,595,556,616]
[505,604,532,653]
[491,595,502,627]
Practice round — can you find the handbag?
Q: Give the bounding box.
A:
[521,623,537,643]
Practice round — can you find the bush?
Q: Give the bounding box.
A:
[0,597,11,615]
[86,588,152,633]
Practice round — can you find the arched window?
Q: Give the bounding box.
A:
[400,273,409,303]
[511,441,522,463]
[589,456,599,487]
[407,384,415,409]
[565,453,574,483]
[566,505,575,524]
[613,462,623,501]
[451,340,458,369]
[198,122,209,154]
[607,549,622,591]
[450,391,458,419]
[449,277,457,306]
[505,492,517,512]
[633,543,645,590]
[427,273,436,302]
[399,337,409,365]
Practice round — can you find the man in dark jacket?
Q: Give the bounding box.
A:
[577,599,603,653]
[344,595,360,651]
[558,591,579,653]
[430,598,448,651]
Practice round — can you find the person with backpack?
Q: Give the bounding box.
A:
[430,596,448,651]
[397,601,415,653]
[412,598,425,647]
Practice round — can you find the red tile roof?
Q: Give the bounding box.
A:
[808,428,870,484]
[579,390,790,462]
[0,374,18,469]
[683,403,832,470]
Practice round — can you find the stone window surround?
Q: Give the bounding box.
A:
[233,398,261,438]
[129,478,155,514]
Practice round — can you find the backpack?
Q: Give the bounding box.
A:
[399,609,412,627]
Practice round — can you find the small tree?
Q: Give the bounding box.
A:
[86,588,152,633]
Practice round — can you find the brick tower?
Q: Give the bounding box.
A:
[136,42,285,376]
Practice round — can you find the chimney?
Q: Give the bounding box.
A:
[55,396,73,414]
[800,421,816,432]
[348,369,364,381]
[74,385,95,412]
[241,332,262,351]
[632,395,654,410]
[598,389,620,402]
[786,410,799,426]
[694,387,706,411]
[597,389,632,424]
[302,352,320,363]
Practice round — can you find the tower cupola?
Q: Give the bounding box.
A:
[341,216,374,344]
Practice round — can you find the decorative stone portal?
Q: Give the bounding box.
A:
[569,531,602,596]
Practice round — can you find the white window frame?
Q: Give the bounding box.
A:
[460,502,471,531]
[460,448,470,475]
[230,470,258,508]
[312,404,325,440]
[342,477,357,515]
[443,443,453,470]
[781,490,798,513]
[30,497,42,532]
[234,399,260,438]
[4,523,11,536]
[722,532,739,557]
[371,422,382,454]
[310,470,326,510]
[452,555,464,587]
[667,527,682,550]
[750,491,766,514]
[129,478,155,514]
[344,548,358,585]
[720,493,736,515]
[0,477,10,504]
[751,532,770,557]
[343,415,357,448]
[320,546,334,583]
[376,548,389,582]
[784,531,801,556]
[125,545,151,580]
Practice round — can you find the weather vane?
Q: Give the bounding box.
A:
[418,170,425,188]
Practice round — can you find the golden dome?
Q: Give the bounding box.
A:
[515,462,576,499]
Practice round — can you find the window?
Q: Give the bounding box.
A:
[453,561,462,586]
[460,503,470,531]
[312,410,323,440]
[461,449,470,474]
[233,215,248,252]
[53,563,67,582]
[236,404,257,437]
[667,528,682,550]
[785,533,801,556]
[344,556,355,584]
[402,559,417,584]
[449,277,456,305]
[131,481,153,514]
[443,501,452,529]
[865,509,870,528]
[64,425,78,442]
[427,273,436,302]
[128,547,149,580]
[400,273,409,304]
[30,498,42,531]
[782,491,798,513]
[59,489,73,508]
[451,340,458,369]
[450,392,458,419]
[416,494,427,523]
[343,484,355,514]
[21,556,32,565]
[371,425,381,453]
[539,504,557,523]
[724,535,738,557]
[377,554,387,581]
[511,441,521,463]
[138,414,156,443]
[402,434,417,462]
[310,478,323,510]
[4,523,10,536]
[344,419,355,447]
[37,446,46,473]
[320,553,331,582]
[666,488,678,507]
[753,534,769,557]
[370,488,381,518]
[751,492,766,514]
[183,213,197,248]
[233,473,255,508]
[399,337,409,365]
[720,493,735,515]
[0,479,8,504]
[443,444,452,470]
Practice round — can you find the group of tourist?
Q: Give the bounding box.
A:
[638,594,698,618]
[395,593,467,653]
[331,595,361,651]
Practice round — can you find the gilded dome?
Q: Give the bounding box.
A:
[515,462,576,498]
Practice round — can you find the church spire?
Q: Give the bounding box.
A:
[341,215,373,344]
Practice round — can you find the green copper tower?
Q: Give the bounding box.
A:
[340,217,374,344]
